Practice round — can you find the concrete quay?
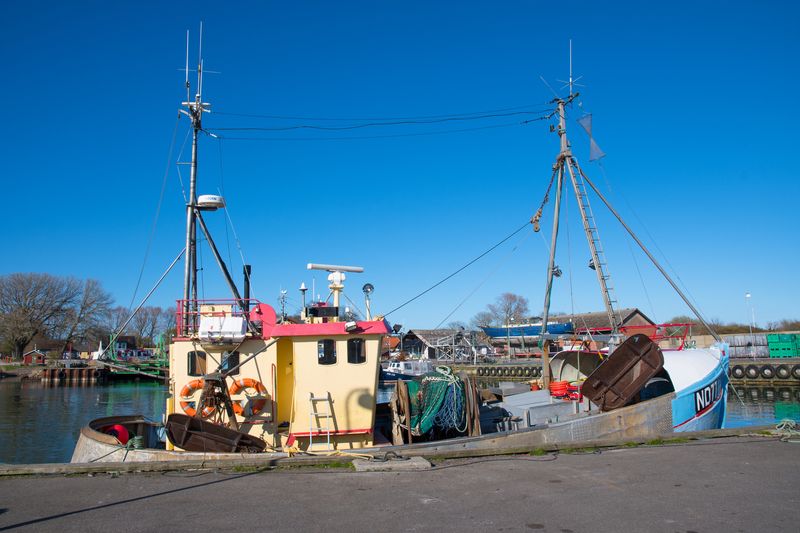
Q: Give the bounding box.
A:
[0,435,798,533]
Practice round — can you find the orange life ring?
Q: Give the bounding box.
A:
[179,378,216,418]
[228,377,268,417]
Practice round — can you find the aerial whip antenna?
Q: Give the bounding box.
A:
[197,22,203,98]
[185,30,190,104]
[557,39,584,98]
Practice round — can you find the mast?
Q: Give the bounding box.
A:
[180,26,211,333]
[539,96,573,387]
[540,91,620,385]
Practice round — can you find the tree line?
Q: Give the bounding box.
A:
[0,273,174,358]
[464,293,798,336]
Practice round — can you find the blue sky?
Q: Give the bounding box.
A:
[1,1,798,329]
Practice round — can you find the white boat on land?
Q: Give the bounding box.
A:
[72,40,728,464]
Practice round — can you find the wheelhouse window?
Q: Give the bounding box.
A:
[188,351,207,376]
[220,351,240,375]
[317,339,337,365]
[347,338,366,364]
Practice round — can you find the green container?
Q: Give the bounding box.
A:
[767,333,800,344]
[768,342,795,350]
[769,346,798,358]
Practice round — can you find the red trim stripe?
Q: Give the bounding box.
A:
[290,428,372,437]
[673,398,720,429]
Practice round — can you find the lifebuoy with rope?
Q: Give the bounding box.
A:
[179,378,216,418]
[228,377,269,417]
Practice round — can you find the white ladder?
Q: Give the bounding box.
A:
[309,392,333,450]
[571,167,619,329]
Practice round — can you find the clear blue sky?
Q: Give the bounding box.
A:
[1,1,798,329]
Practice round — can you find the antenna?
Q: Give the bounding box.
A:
[557,39,584,98]
[179,23,214,335]
[185,30,190,104]
[197,22,203,98]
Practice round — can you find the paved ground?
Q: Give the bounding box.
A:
[1,436,798,532]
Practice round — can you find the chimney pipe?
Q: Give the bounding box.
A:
[243,265,251,313]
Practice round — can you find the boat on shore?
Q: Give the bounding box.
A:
[480,321,573,339]
[72,39,728,464]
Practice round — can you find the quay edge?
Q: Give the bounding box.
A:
[0,425,778,477]
[449,357,800,385]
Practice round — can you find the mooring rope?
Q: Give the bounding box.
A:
[776,419,800,443]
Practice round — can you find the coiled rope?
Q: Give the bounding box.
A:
[413,366,467,435]
[776,419,800,443]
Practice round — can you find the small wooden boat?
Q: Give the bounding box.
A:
[165,414,266,453]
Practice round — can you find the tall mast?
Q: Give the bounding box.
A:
[540,89,621,384]
[180,26,211,333]
[539,96,572,387]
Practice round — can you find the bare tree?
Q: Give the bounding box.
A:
[0,273,82,357]
[159,307,176,342]
[131,306,162,346]
[486,292,530,326]
[470,311,495,329]
[57,279,113,353]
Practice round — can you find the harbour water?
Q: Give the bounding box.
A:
[0,380,797,465]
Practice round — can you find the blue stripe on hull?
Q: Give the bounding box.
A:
[481,323,573,338]
[672,357,729,432]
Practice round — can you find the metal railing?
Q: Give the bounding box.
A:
[175,298,262,338]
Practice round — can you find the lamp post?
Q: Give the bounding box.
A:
[506,316,514,360]
[745,292,755,358]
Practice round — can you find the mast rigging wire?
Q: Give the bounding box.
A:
[595,161,696,321]
[174,127,193,203]
[383,221,532,318]
[212,102,552,122]
[208,110,551,132]
[433,230,534,330]
[213,118,550,142]
[127,116,181,311]
[216,138,233,269]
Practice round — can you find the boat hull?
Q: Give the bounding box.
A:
[481,323,574,338]
[72,392,675,463]
[380,370,422,381]
[672,357,729,432]
[70,415,280,463]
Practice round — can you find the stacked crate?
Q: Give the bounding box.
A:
[723,334,769,358]
[767,333,799,358]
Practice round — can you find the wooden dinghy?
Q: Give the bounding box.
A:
[581,334,664,411]
[165,413,267,453]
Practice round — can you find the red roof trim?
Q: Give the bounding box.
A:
[269,319,391,338]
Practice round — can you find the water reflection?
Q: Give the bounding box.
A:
[0,380,168,464]
[726,385,800,428]
[0,380,796,464]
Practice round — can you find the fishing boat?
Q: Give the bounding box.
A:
[72,41,728,464]
[380,358,436,381]
[73,36,391,462]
